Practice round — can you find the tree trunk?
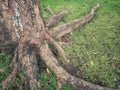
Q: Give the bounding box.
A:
[0,0,115,90]
[0,0,45,89]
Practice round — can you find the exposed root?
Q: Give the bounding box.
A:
[45,11,69,27]
[9,48,18,69]
[56,81,63,90]
[1,48,18,89]
[39,43,68,90]
[0,68,4,73]
[1,63,17,89]
[39,43,115,90]
[68,75,115,90]
[48,4,100,38]
[45,33,67,62]
[45,6,55,15]
[17,44,41,90]
[0,1,115,90]
[0,50,17,73]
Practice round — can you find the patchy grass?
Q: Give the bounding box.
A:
[41,0,120,89]
[0,53,13,81]
[0,0,120,90]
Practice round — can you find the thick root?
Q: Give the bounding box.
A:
[56,81,63,90]
[17,44,41,90]
[1,63,17,89]
[48,4,100,38]
[45,6,55,15]
[1,49,18,89]
[68,75,115,90]
[39,43,115,90]
[9,48,18,69]
[45,11,69,27]
[45,33,67,62]
[0,69,4,73]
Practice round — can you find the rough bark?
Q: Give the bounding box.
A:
[0,0,45,89]
[45,33,67,62]
[45,11,69,27]
[0,0,116,90]
[17,44,41,90]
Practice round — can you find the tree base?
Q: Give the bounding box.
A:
[0,2,115,90]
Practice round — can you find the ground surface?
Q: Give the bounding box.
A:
[0,0,120,90]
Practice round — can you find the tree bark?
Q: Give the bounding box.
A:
[0,0,115,90]
[0,0,45,89]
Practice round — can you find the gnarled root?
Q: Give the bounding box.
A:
[68,75,114,90]
[45,11,69,27]
[45,33,67,62]
[17,44,41,90]
[45,6,55,15]
[39,43,115,90]
[9,48,18,69]
[48,4,100,38]
[1,63,17,89]
[0,69,4,73]
[1,49,18,89]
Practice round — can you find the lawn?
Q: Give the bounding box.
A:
[0,0,120,90]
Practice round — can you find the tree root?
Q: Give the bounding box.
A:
[39,43,115,90]
[0,2,116,90]
[45,6,55,15]
[1,63,17,89]
[1,48,18,89]
[17,44,41,90]
[45,11,69,27]
[9,48,18,69]
[48,4,100,38]
[45,33,67,62]
[0,69,4,73]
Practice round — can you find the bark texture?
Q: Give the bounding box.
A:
[0,0,116,90]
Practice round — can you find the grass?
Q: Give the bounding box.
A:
[0,0,120,90]
[0,53,12,82]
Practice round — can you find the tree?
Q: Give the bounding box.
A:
[0,0,115,90]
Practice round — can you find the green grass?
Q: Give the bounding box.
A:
[38,71,57,90]
[41,0,120,89]
[0,53,12,83]
[0,0,120,90]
